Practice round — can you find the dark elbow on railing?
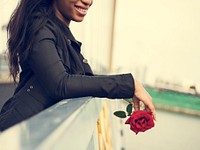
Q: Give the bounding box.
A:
[42,79,71,102]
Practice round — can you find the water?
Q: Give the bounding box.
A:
[122,110,200,150]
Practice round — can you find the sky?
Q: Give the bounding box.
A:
[112,0,200,89]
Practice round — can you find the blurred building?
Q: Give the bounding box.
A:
[0,0,117,79]
[0,0,19,82]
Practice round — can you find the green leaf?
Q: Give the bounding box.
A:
[126,103,133,116]
[113,111,127,118]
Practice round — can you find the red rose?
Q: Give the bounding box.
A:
[125,110,154,134]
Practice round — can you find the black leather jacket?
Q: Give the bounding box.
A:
[0,14,134,131]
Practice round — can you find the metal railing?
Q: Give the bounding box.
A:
[0,97,113,150]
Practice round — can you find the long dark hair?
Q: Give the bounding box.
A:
[7,0,54,82]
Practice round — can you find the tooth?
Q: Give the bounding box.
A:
[77,7,86,12]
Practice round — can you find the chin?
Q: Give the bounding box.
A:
[73,17,85,22]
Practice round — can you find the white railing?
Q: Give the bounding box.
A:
[0,97,110,150]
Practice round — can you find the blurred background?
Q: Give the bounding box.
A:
[0,0,200,150]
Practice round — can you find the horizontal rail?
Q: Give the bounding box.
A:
[0,97,105,150]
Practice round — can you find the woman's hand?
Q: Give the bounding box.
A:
[133,80,156,120]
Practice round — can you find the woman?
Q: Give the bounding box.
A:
[0,0,156,131]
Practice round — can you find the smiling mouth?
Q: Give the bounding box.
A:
[75,6,88,15]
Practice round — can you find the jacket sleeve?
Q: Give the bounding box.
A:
[28,26,135,100]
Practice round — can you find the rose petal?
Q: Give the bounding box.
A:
[130,125,139,134]
[126,110,154,134]
[125,117,131,124]
[140,119,147,127]
[135,123,142,129]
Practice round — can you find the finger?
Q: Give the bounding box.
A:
[144,106,150,111]
[147,105,156,120]
[133,97,140,111]
[151,107,156,121]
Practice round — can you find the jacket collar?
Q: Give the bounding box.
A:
[50,14,82,50]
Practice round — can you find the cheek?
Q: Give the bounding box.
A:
[57,1,72,15]
[63,9,73,18]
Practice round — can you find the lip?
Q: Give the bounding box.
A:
[74,5,88,16]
